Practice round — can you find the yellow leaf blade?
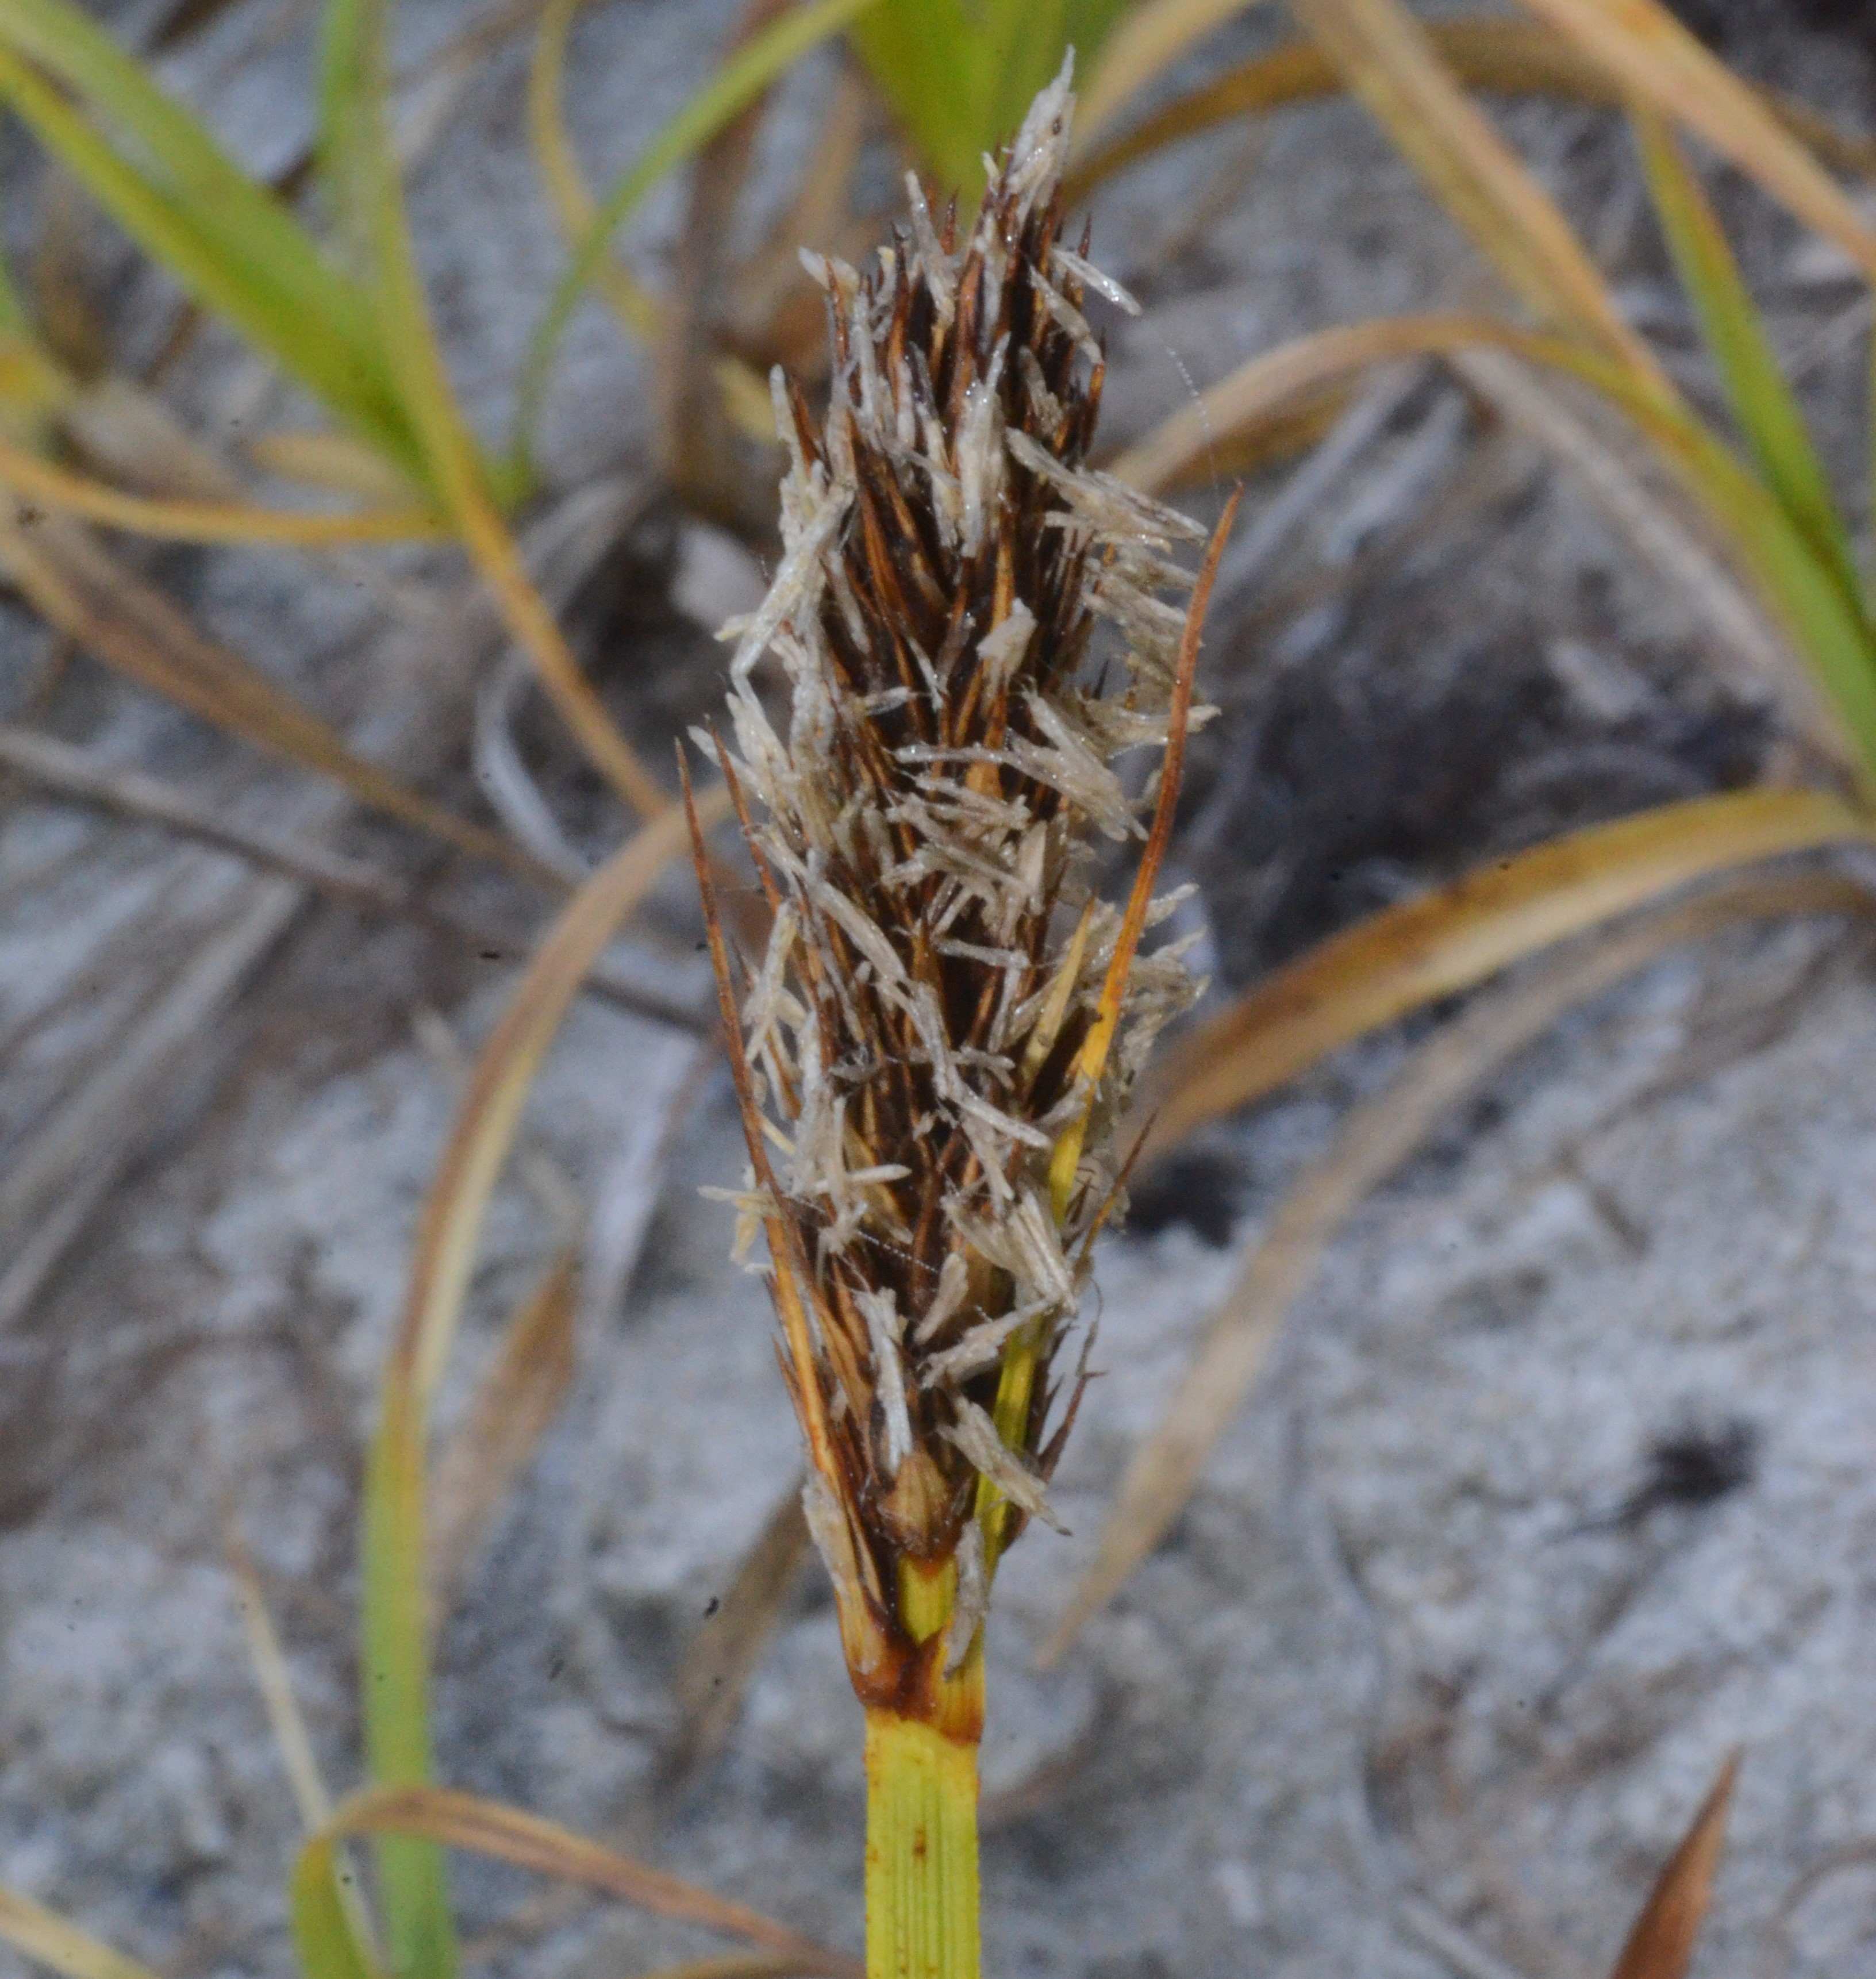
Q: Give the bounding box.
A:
[0,1890,160,1979]
[0,432,445,544]
[1135,786,1875,1159]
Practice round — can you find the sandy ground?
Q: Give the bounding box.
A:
[3,2,1876,1975]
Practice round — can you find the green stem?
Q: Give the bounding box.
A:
[863,1710,981,1979]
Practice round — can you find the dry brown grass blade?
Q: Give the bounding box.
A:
[1514,0,1876,280]
[429,1245,580,1613]
[1113,312,1536,495]
[1283,0,1666,390]
[662,1478,812,1793]
[1044,874,1871,1663]
[0,510,547,883]
[316,1783,859,1976]
[1133,786,1876,1162]
[1065,19,1876,200]
[0,432,446,544]
[1605,1751,1741,1979]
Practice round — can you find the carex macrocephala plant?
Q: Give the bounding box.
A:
[683,60,1236,1979]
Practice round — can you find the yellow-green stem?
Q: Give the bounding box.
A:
[864,1710,980,1979]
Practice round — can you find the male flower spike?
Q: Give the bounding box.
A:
[685,59,1235,1979]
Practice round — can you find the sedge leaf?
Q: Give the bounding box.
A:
[1635,109,1865,620]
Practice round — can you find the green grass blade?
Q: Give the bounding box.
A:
[321,0,517,514]
[0,0,357,311]
[851,0,1129,190]
[314,5,463,1965]
[290,1838,386,1979]
[1635,108,1865,617]
[359,1387,455,1979]
[0,5,423,478]
[1556,339,1876,780]
[848,0,985,190]
[316,0,383,285]
[510,0,881,475]
[0,235,26,336]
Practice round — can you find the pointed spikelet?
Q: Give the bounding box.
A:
[688,59,1233,1734]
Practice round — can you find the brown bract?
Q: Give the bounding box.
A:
[688,63,1215,1712]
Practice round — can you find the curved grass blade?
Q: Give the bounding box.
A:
[1513,0,1876,281]
[1606,1752,1740,1979]
[1285,0,1665,390]
[1133,785,1876,1159]
[359,793,723,1979]
[1114,314,1876,778]
[512,0,881,475]
[1634,109,1863,616]
[1045,874,1871,1661]
[1066,18,1876,201]
[1112,311,1506,493]
[296,1784,860,1978]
